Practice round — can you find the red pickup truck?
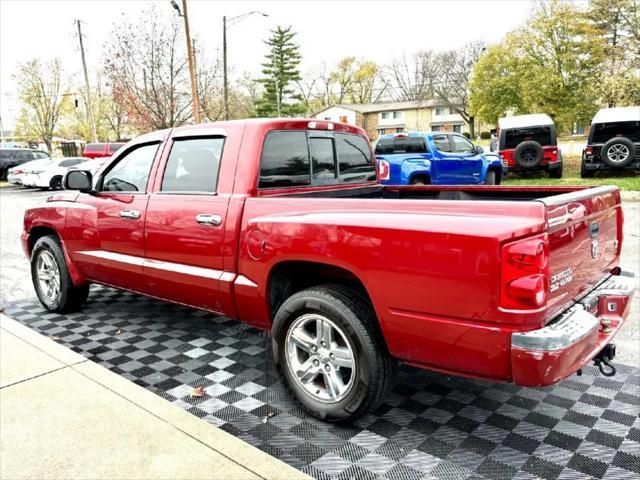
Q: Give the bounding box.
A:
[23,119,634,421]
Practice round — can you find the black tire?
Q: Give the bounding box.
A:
[549,164,563,179]
[485,170,497,185]
[410,175,430,185]
[272,284,396,422]
[601,137,635,168]
[50,176,63,190]
[514,141,544,168]
[31,235,90,313]
[580,158,595,178]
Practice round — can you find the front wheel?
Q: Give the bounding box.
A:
[485,170,497,185]
[580,159,595,178]
[272,285,395,422]
[31,235,90,313]
[549,164,563,179]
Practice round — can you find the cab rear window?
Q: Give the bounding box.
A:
[84,143,105,151]
[259,131,375,189]
[375,137,427,154]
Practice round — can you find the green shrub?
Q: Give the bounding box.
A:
[480,131,491,139]
[462,132,471,139]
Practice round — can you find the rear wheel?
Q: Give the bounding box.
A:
[272,285,395,422]
[580,158,595,178]
[410,175,430,185]
[31,235,89,313]
[548,164,563,179]
[50,176,63,190]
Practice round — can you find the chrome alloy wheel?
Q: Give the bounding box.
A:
[36,250,60,302]
[285,313,356,403]
[607,144,630,163]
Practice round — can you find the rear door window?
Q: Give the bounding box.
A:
[335,133,376,183]
[592,121,640,143]
[161,137,224,193]
[259,131,310,188]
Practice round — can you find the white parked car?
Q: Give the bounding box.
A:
[22,157,90,190]
[7,158,54,186]
[69,157,108,176]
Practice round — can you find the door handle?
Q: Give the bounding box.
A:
[119,209,140,219]
[195,214,222,226]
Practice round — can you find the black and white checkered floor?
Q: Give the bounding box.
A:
[5,286,639,480]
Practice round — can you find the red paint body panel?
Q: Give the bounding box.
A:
[22,119,632,388]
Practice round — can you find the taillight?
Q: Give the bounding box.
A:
[500,234,549,310]
[500,150,514,165]
[584,146,593,155]
[378,159,390,180]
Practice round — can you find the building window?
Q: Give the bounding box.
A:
[392,111,402,119]
[432,126,441,132]
[435,107,448,116]
[380,112,389,120]
[453,125,461,133]
[396,128,404,133]
[377,129,386,136]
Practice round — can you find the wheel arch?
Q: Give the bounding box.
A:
[27,225,85,286]
[267,260,373,318]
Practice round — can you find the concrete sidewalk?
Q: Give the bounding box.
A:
[0,314,309,480]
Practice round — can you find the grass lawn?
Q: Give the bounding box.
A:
[502,154,640,191]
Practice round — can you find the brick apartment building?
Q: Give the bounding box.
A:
[313,100,472,141]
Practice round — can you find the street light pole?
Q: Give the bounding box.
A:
[173,0,200,124]
[223,11,268,121]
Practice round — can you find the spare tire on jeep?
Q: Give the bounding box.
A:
[601,137,635,168]
[514,141,544,168]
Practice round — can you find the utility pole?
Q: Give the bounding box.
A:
[223,15,228,120]
[76,20,97,143]
[181,0,200,123]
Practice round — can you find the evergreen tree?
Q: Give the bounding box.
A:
[255,26,305,117]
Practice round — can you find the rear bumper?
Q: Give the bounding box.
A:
[502,160,562,174]
[511,273,635,386]
[582,158,640,171]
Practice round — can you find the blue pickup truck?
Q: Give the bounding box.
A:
[375,132,503,185]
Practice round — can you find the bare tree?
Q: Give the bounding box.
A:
[385,50,440,101]
[103,6,192,131]
[13,58,67,152]
[433,41,486,137]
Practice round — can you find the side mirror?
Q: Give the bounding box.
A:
[64,170,93,192]
[475,145,484,154]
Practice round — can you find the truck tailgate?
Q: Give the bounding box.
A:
[543,186,622,320]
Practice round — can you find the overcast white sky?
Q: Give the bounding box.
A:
[0,0,534,130]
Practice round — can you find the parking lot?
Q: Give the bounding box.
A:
[1,186,639,480]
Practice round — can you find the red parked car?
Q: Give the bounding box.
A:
[82,142,125,159]
[22,119,633,421]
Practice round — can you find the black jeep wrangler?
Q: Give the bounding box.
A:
[581,107,640,178]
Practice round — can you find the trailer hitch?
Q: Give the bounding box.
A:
[593,344,617,377]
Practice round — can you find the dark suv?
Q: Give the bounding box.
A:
[496,114,563,178]
[0,148,50,180]
[581,107,640,178]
